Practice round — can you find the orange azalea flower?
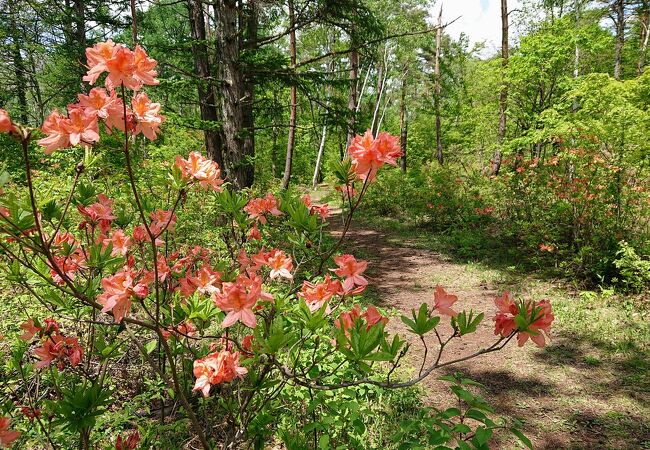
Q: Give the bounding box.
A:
[19,318,40,341]
[299,274,342,313]
[0,109,15,133]
[189,265,221,295]
[212,275,262,328]
[493,293,554,348]
[174,152,223,191]
[103,229,132,256]
[98,269,148,323]
[132,92,165,140]
[247,224,261,241]
[132,45,159,87]
[34,334,83,370]
[331,254,368,292]
[83,40,117,85]
[0,417,20,448]
[267,249,293,280]
[63,106,100,147]
[335,305,388,336]
[192,349,248,397]
[244,193,283,224]
[517,300,554,347]
[348,130,402,181]
[38,110,71,154]
[432,286,459,317]
[77,87,117,120]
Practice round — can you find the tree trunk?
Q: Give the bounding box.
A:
[8,3,29,123]
[73,0,87,87]
[241,0,257,182]
[492,0,508,176]
[399,76,408,172]
[573,0,581,112]
[216,0,254,188]
[282,0,297,190]
[434,6,443,166]
[188,0,223,166]
[613,0,624,80]
[638,1,650,75]
[346,4,359,149]
[371,46,388,135]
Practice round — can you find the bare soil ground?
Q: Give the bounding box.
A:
[330,220,649,450]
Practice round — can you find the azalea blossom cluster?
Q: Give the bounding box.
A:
[175,151,224,191]
[38,41,163,154]
[20,318,83,370]
[192,348,248,397]
[336,305,389,337]
[493,292,555,347]
[348,130,402,181]
[301,194,330,220]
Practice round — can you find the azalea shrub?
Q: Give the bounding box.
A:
[0,42,551,450]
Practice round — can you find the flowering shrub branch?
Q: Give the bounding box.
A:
[0,42,553,450]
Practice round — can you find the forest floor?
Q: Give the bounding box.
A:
[323,199,649,450]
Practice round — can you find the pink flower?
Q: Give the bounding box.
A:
[38,110,71,154]
[267,249,293,280]
[0,109,15,134]
[104,229,132,256]
[189,265,221,294]
[493,293,555,348]
[19,319,40,341]
[299,274,342,313]
[432,286,459,317]
[348,130,402,181]
[247,224,261,241]
[132,92,165,140]
[83,40,117,85]
[0,417,20,448]
[77,87,117,119]
[34,334,83,370]
[63,106,100,147]
[98,269,148,323]
[335,305,388,337]
[192,350,247,397]
[212,276,260,328]
[331,254,368,292]
[150,209,176,234]
[244,193,283,224]
[174,152,223,191]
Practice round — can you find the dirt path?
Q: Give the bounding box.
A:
[330,221,648,450]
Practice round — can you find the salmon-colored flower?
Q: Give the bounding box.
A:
[267,249,293,280]
[63,106,100,147]
[98,269,148,323]
[212,274,270,328]
[38,110,71,154]
[331,254,368,292]
[247,224,261,241]
[77,88,116,119]
[174,152,223,191]
[83,40,117,85]
[299,274,342,313]
[348,130,402,181]
[244,193,283,224]
[34,334,83,370]
[78,194,116,233]
[192,349,247,397]
[19,318,40,341]
[150,209,176,234]
[189,265,221,294]
[104,229,132,256]
[132,45,160,87]
[132,92,165,140]
[433,286,459,317]
[517,300,554,347]
[0,417,20,448]
[335,305,388,336]
[493,293,554,348]
[0,109,15,134]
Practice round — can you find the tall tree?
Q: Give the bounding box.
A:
[434,6,443,166]
[493,0,509,175]
[282,0,298,190]
[187,0,223,166]
[613,0,625,79]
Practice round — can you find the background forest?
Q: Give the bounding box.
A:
[0,0,649,449]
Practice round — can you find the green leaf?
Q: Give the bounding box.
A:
[511,428,533,450]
